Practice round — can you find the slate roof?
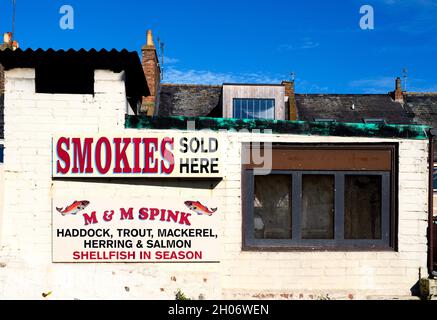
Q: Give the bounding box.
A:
[158,87,425,126]
[295,94,414,125]
[404,93,437,128]
[158,84,222,117]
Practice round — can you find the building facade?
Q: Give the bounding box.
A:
[0,45,433,299]
[0,29,437,299]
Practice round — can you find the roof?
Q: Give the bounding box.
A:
[158,84,222,117]
[295,94,414,125]
[404,93,437,128]
[0,48,150,99]
[125,115,429,140]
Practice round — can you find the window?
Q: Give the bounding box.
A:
[243,144,396,251]
[0,144,3,163]
[302,175,335,239]
[233,98,275,120]
[35,63,94,94]
[344,175,382,239]
[254,175,292,239]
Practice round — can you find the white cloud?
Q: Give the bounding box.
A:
[349,76,437,93]
[278,38,320,51]
[162,67,332,93]
[407,84,437,92]
[298,79,329,93]
[349,77,395,92]
[163,56,179,64]
[163,67,284,85]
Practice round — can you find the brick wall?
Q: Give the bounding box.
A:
[141,46,160,116]
[0,69,429,299]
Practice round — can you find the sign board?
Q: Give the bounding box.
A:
[52,196,220,263]
[52,133,222,178]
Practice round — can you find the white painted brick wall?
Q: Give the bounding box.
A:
[0,68,430,299]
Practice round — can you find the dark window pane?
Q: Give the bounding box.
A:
[233,99,240,118]
[302,175,335,239]
[254,175,292,239]
[233,99,275,120]
[345,175,382,239]
[0,145,3,163]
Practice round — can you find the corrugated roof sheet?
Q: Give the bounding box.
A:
[0,48,150,99]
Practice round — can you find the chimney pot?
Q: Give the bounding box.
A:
[396,77,402,90]
[394,77,404,103]
[142,30,161,115]
[147,30,154,47]
[3,32,12,45]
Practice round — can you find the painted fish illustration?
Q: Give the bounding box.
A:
[184,201,217,216]
[56,200,90,216]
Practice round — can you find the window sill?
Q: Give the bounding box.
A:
[242,244,396,252]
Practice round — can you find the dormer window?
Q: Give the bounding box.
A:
[233,98,275,120]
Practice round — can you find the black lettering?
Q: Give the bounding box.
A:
[179,137,188,153]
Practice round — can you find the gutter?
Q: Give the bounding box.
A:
[429,129,437,277]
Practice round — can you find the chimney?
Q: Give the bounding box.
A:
[3,32,11,45]
[393,77,404,103]
[0,32,12,96]
[141,30,161,116]
[282,80,297,120]
[1,32,19,51]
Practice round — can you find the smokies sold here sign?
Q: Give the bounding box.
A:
[52,133,222,178]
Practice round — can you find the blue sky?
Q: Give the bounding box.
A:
[0,0,436,93]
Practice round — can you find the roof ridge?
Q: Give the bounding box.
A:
[406,92,437,96]
[161,83,222,88]
[295,93,391,96]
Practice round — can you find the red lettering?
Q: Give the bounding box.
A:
[149,208,160,220]
[83,212,98,226]
[178,212,192,226]
[95,137,112,174]
[142,138,158,173]
[114,138,132,174]
[139,208,149,220]
[56,137,70,174]
[120,207,134,220]
[160,209,167,221]
[161,137,174,175]
[166,210,179,223]
[132,138,142,174]
[72,138,94,174]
